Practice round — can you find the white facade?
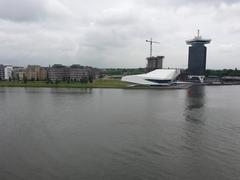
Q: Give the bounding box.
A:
[121,69,181,86]
[4,65,13,80]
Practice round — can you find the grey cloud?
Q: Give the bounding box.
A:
[139,0,240,9]
[0,0,48,22]
[82,27,130,51]
[175,0,240,5]
[186,0,240,4]
[0,0,240,68]
[0,0,73,22]
[95,8,139,26]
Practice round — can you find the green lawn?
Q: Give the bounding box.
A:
[0,79,130,88]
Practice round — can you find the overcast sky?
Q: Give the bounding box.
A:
[0,0,240,69]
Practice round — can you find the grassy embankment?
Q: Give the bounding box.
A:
[0,79,129,88]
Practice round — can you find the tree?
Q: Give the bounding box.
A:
[80,76,88,84]
[23,76,27,84]
[89,76,93,83]
[55,80,60,85]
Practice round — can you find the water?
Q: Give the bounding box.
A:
[0,86,240,180]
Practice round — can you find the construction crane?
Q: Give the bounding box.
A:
[146,38,160,58]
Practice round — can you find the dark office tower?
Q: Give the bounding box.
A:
[186,30,211,76]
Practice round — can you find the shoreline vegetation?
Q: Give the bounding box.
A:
[0,80,192,89]
[1,68,240,89]
[0,79,130,89]
[1,78,240,89]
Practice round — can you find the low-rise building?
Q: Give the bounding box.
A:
[86,67,97,81]
[4,65,13,80]
[12,67,26,81]
[69,64,88,81]
[48,64,69,81]
[48,64,98,82]
[39,67,47,80]
[0,65,4,80]
[25,65,47,80]
[25,65,40,80]
[121,69,181,86]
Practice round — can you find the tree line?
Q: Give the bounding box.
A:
[206,69,240,77]
[103,68,145,76]
[103,68,240,77]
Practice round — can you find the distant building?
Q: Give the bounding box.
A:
[4,65,13,80]
[39,67,47,80]
[86,67,97,81]
[146,56,164,72]
[12,67,25,81]
[25,65,47,80]
[69,64,88,81]
[48,64,98,82]
[26,65,39,80]
[186,30,211,77]
[0,65,4,80]
[48,64,69,81]
[121,69,181,86]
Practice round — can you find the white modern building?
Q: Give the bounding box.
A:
[4,65,13,80]
[121,69,181,86]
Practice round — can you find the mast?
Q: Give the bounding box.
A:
[146,38,160,58]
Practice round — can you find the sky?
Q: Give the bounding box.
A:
[0,0,240,69]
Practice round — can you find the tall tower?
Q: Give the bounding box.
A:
[186,30,211,82]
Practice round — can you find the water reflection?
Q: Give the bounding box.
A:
[0,87,93,95]
[49,88,93,94]
[181,86,208,179]
[184,86,206,123]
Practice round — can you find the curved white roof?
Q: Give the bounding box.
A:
[121,69,181,85]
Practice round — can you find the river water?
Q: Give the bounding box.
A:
[0,86,240,180]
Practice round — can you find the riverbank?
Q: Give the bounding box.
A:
[0,80,192,89]
[0,79,129,88]
[1,79,239,89]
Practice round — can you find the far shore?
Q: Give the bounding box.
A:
[0,79,190,89]
[0,79,129,89]
[0,79,240,90]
